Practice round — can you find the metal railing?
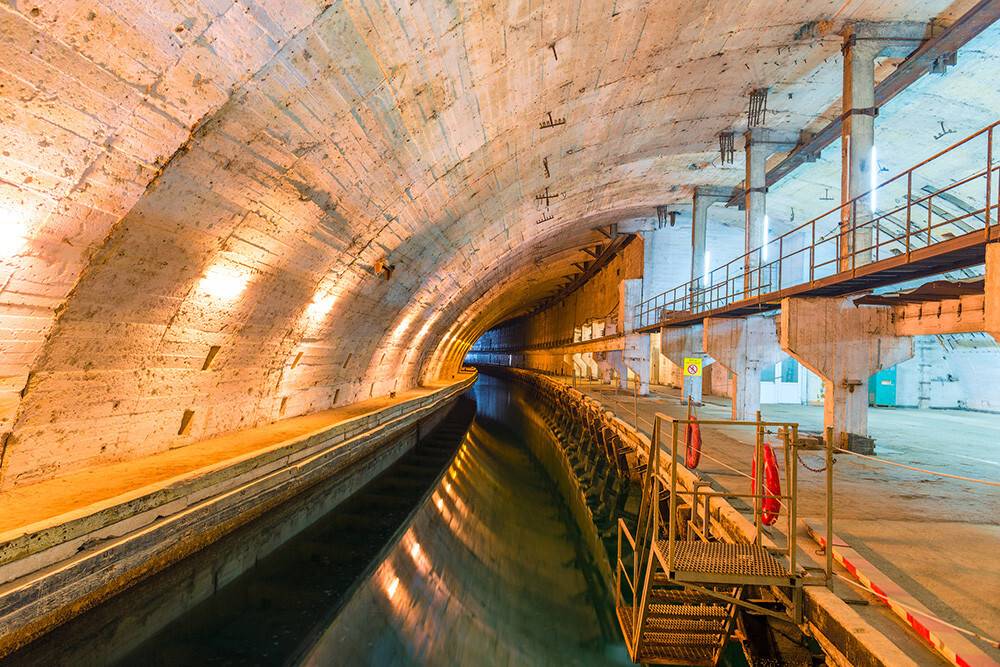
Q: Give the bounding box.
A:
[635,119,1000,329]
[615,412,837,660]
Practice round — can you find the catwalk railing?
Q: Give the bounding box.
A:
[635,118,1000,330]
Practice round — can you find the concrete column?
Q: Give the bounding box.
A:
[660,324,714,403]
[703,316,784,421]
[691,187,732,307]
[781,296,913,452]
[987,243,1000,343]
[620,278,650,395]
[607,349,629,390]
[840,27,877,269]
[743,130,796,297]
[623,335,650,395]
[595,352,615,386]
[692,193,709,294]
[839,23,924,270]
[744,131,767,295]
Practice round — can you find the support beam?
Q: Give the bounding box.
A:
[781,297,913,452]
[988,243,1000,342]
[729,3,1000,206]
[703,316,784,421]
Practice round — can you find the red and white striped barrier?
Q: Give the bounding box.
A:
[804,520,999,667]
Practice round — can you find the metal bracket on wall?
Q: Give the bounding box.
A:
[539,111,566,129]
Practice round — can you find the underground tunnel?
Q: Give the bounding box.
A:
[0,0,998,666]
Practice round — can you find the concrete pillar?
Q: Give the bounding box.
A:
[623,335,650,395]
[691,187,732,307]
[987,243,1000,343]
[607,349,629,390]
[781,296,913,452]
[743,130,797,297]
[620,278,650,395]
[660,324,714,403]
[703,315,784,421]
[840,26,877,269]
[744,131,767,295]
[839,23,924,270]
[595,352,615,386]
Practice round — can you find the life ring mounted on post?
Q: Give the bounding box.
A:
[685,402,702,469]
[750,439,782,526]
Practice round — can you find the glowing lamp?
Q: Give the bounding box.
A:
[307,293,337,319]
[198,265,248,300]
[0,208,27,258]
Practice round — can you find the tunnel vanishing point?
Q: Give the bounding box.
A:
[1,0,1000,665]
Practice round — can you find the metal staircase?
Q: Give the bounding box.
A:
[616,413,826,665]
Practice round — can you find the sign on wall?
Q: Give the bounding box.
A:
[683,357,703,377]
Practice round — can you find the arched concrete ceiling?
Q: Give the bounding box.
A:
[0,0,978,485]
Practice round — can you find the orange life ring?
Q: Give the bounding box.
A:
[750,442,782,526]
[685,422,702,468]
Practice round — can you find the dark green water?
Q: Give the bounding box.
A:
[8,375,632,666]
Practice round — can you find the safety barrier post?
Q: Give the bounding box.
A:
[906,172,912,262]
[825,426,834,590]
[755,411,764,545]
[987,126,993,241]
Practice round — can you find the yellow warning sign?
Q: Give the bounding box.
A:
[683,357,703,377]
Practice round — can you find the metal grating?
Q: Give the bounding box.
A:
[647,603,728,619]
[618,608,719,666]
[657,540,788,578]
[641,617,727,635]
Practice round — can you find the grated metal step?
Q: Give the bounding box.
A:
[655,540,791,585]
[617,606,719,666]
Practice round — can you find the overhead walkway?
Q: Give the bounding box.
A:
[635,119,1000,332]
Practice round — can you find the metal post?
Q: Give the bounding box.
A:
[825,426,834,589]
[927,195,933,246]
[634,376,639,431]
[987,126,994,241]
[906,171,912,262]
[778,235,783,290]
[787,425,797,577]
[851,200,858,273]
[669,420,679,571]
[755,411,764,545]
[810,221,815,284]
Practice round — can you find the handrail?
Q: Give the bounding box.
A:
[635,118,1000,329]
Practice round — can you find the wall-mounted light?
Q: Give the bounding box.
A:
[0,208,28,259]
[704,250,711,276]
[198,264,248,300]
[307,292,337,319]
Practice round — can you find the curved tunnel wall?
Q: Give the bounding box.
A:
[0,0,974,488]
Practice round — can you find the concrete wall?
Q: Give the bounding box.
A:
[895,333,1000,411]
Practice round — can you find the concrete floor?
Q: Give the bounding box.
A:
[561,376,1000,664]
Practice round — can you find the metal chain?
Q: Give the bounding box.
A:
[797,452,829,473]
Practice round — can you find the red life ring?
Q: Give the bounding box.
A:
[685,422,702,468]
[750,443,782,526]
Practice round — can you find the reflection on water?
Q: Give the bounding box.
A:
[302,374,630,665]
